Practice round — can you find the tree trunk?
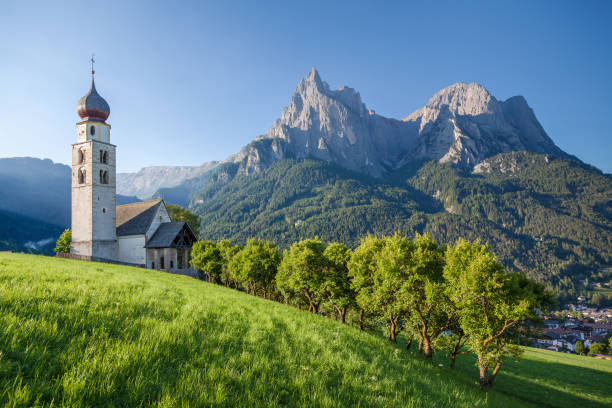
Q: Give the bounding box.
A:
[488,361,503,388]
[421,324,433,358]
[418,337,423,353]
[450,333,463,370]
[339,308,346,324]
[304,290,316,313]
[478,362,489,389]
[359,309,365,331]
[388,313,397,342]
[422,337,433,358]
[406,339,412,350]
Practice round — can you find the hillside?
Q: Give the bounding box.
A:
[191,154,611,298]
[1,253,610,407]
[0,211,63,254]
[0,157,140,253]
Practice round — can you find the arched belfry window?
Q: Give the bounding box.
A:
[78,168,86,184]
[90,125,95,136]
[99,170,109,184]
[78,148,85,164]
[102,151,108,164]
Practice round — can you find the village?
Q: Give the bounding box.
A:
[534,301,612,358]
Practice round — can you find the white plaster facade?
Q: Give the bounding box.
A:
[71,120,117,260]
[117,235,146,265]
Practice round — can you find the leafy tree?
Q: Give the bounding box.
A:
[167,204,201,238]
[230,239,280,298]
[588,342,607,355]
[348,235,387,331]
[609,335,612,352]
[217,239,242,288]
[399,234,449,358]
[189,240,222,282]
[434,327,468,369]
[349,234,413,342]
[322,243,354,323]
[444,239,552,389]
[54,229,71,253]
[575,340,586,355]
[277,238,328,313]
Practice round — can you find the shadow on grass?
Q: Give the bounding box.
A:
[409,338,612,408]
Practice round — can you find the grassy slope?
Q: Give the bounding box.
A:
[0,254,610,407]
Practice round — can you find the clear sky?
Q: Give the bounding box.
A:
[1,1,610,173]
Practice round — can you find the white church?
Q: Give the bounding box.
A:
[68,63,197,275]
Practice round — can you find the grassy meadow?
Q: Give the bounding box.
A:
[0,253,610,407]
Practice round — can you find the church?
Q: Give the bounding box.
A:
[69,63,197,275]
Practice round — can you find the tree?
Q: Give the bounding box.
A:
[54,229,71,253]
[349,234,413,342]
[609,335,612,352]
[398,234,449,358]
[217,239,241,288]
[189,240,223,282]
[348,235,387,332]
[434,327,469,369]
[277,238,328,313]
[166,204,200,238]
[322,243,354,323]
[575,340,586,355]
[230,239,280,298]
[588,342,607,355]
[444,239,552,389]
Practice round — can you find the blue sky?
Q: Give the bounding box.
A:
[0,1,610,173]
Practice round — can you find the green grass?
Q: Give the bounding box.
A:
[0,253,610,407]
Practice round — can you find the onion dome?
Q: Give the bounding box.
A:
[76,78,110,122]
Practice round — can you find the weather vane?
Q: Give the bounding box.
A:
[91,53,95,77]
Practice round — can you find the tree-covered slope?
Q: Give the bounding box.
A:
[191,153,611,294]
[0,210,63,254]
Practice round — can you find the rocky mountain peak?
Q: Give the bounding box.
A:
[224,70,569,178]
[426,82,497,115]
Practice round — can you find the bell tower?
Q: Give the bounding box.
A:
[71,56,117,260]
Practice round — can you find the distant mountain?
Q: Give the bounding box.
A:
[0,157,139,253]
[117,162,219,200]
[221,69,572,180]
[0,209,64,254]
[178,69,609,299]
[191,154,611,300]
[0,157,71,226]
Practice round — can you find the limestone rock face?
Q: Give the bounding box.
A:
[117,162,218,199]
[231,68,418,176]
[228,70,568,176]
[403,83,568,168]
[119,70,571,197]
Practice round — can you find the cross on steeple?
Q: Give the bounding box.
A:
[91,53,95,77]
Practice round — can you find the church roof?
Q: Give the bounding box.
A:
[116,198,163,236]
[145,221,197,248]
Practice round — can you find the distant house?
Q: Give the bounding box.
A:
[543,319,560,329]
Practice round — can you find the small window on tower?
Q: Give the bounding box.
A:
[90,126,95,136]
[102,208,106,213]
[78,149,85,164]
[78,168,86,184]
